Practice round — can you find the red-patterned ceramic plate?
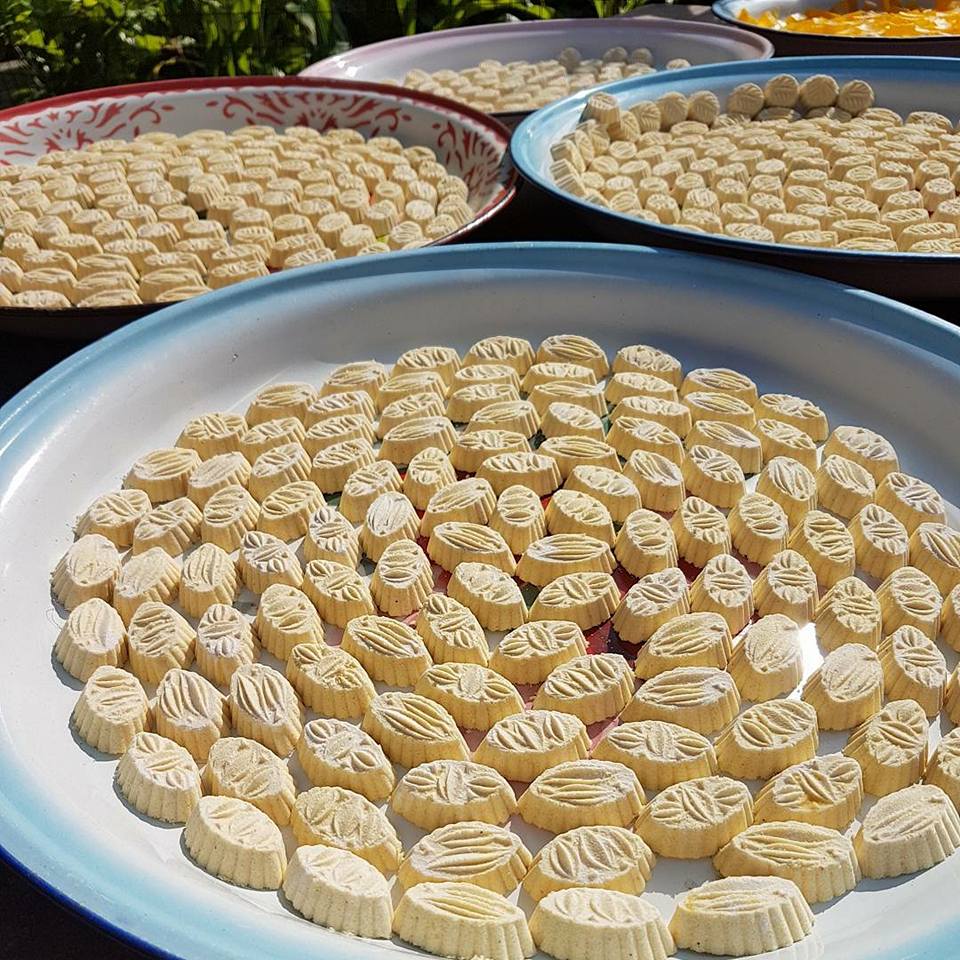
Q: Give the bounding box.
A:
[0,77,515,339]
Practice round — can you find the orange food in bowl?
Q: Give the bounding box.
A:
[739,0,960,37]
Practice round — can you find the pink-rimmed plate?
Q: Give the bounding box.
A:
[0,76,515,339]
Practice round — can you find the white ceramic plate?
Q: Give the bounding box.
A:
[1,243,959,960]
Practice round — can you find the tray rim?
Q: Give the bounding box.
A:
[510,55,960,264]
[2,240,960,960]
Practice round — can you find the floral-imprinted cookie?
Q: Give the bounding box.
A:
[116,732,202,823]
[754,753,864,830]
[362,691,468,768]
[474,710,590,782]
[622,666,741,735]
[296,716,394,801]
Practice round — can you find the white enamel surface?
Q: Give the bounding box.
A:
[1,244,959,960]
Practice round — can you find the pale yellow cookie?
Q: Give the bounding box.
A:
[878,626,946,716]
[469,400,540,438]
[322,360,388,402]
[393,881,534,960]
[245,381,315,426]
[414,593,488,665]
[417,662,523,729]
[534,653,634,723]
[369,537,433,617]
[422,477,497,534]
[715,699,819,780]
[126,601,194,684]
[689,554,754,636]
[292,785,401,875]
[490,620,587,685]
[536,335,608,379]
[671,497,730,567]
[239,417,305,463]
[404,446,457,511]
[753,549,819,624]
[287,639,375,722]
[52,534,121,611]
[392,759,517,830]
[843,698,928,797]
[756,457,817,527]
[448,560,527,631]
[203,735,295,826]
[254,583,323,661]
[54,597,126,682]
[727,614,802,701]
[613,344,682,386]
[924,726,960,809]
[802,643,883,730]
[531,571,620,630]
[669,876,814,957]
[475,709,590,782]
[646,584,739,665]
[394,345,462,387]
[229,662,302,756]
[815,577,882,652]
[613,509,677,579]
[186,453,252,508]
[303,503,359,567]
[530,888,673,960]
[125,447,202,503]
[340,614,431,686]
[116,732,201,823]
[72,664,150,755]
[177,412,247,458]
[518,534,615,587]
[682,445,746,508]
[613,568,689,644]
[788,510,856,588]
[755,419,817,473]
[541,402,605,442]
[593,720,717,791]
[154,667,228,761]
[362,691,468,768]
[754,753,864,830]
[194,604,257,687]
[302,559,375,627]
[854,784,960,878]
[636,775,753,859]
[200,484,259,551]
[728,493,789,567]
[184,795,286,889]
[237,530,303,594]
[296,716,394,801]
[310,437,375,494]
[545,490,615,546]
[428,521,516,575]
[565,465,642,523]
[622,666,741,734]
[909,522,960,595]
[714,820,859,903]
[817,454,876,520]
[399,821,531,894]
[282,845,392,938]
[76,489,151,548]
[178,542,237,618]
[850,503,910,579]
[877,472,946,533]
[305,389,376,427]
[685,420,762,475]
[823,425,898,483]
[877,566,942,639]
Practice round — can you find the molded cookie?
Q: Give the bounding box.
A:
[254,583,323,661]
[607,417,683,465]
[614,509,678,579]
[370,538,433,618]
[393,881,534,960]
[715,699,819,780]
[321,360,388,402]
[945,586,960,652]
[177,412,247,458]
[54,597,127,682]
[237,530,303,594]
[876,566,942,639]
[753,549,818,624]
[823,425,899,483]
[634,613,732,679]
[72,664,150,755]
[245,381,316,426]
[519,759,645,832]
[534,653,634,723]
[339,460,402,524]
[613,568,690,644]
[303,504,359,567]
[404,446,457,511]
[728,493,789,566]
[689,554,754,635]
[925,727,960,810]
[155,667,228,761]
[183,795,286,889]
[682,444,746,508]
[126,601,195,684]
[611,396,690,438]
[755,419,818,473]
[186,453,251,508]
[518,535,615,587]
[76,489,151,548]
[593,720,718,791]
[394,345,462,386]
[909,522,960,595]
[362,691,469,768]
[296,716,394,801]
[489,484,547,556]
[447,383,521,424]
[310,437,375,493]
[622,667,741,735]
[877,472,946,533]
[53,534,121,611]
[683,393,756,432]
[668,876,814,957]
[814,577,882,652]
[802,643,883,730]
[303,559,375,628]
[854,784,960,878]
[713,821,860,903]
[523,826,655,900]
[541,402,605,442]
[685,420,762,474]
[203,736,296,826]
[531,889,674,960]
[464,336,535,374]
[125,446,202,502]
[490,620,588,685]
[754,753,864,830]
[359,492,420,562]
[416,593,489,666]
[238,417,306,463]
[545,490,615,546]
[131,498,202,556]
[449,561,527,631]
[878,626,946,716]
[421,478,497,535]
[474,710,590,782]
[116,732,201,823]
[538,435,619,480]
[392,759,517,830]
[844,698,928,796]
[249,442,311,500]
[727,614,802,701]
[788,510,856,588]
[399,821,532,894]
[817,455,876,520]
[228,662,302,757]
[531,571,620,630]
[671,497,730,567]
[201,485,260,552]
[282,845,392,938]
[291,785,401,875]
[756,457,817,527]
[341,615,432,687]
[621,452,684,514]
[179,542,237,618]
[380,417,458,466]
[195,604,258,687]
[305,389,376,427]
[416,662,524,729]
[636,775,753,859]
[469,399,540,438]
[429,521,516,575]
[850,504,909,580]
[755,392,828,441]
[566,466,642,524]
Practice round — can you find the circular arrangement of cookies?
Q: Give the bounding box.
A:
[550,72,960,253]
[53,333,960,960]
[393,46,694,115]
[0,125,474,310]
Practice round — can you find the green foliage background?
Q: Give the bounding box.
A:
[0,0,652,104]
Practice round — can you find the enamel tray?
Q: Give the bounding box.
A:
[0,76,515,340]
[712,0,960,57]
[1,243,959,960]
[301,18,771,129]
[510,56,960,299]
